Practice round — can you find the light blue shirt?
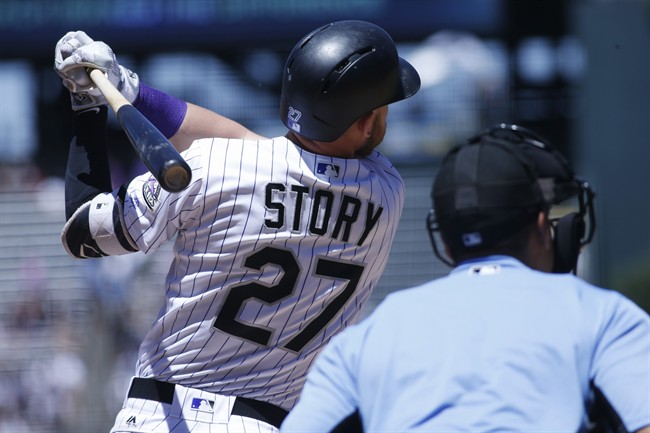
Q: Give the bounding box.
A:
[281,256,650,433]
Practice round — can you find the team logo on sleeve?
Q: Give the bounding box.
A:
[143,176,161,210]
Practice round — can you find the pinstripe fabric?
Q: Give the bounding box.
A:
[116,136,403,430]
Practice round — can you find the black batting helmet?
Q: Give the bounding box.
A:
[279,20,421,142]
[427,124,596,273]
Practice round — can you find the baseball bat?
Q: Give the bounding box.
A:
[88,68,191,192]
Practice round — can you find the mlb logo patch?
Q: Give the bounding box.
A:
[462,232,482,247]
[316,162,340,177]
[190,398,215,413]
[287,106,302,133]
[288,119,301,133]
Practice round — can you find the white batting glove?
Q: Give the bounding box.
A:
[54,31,140,111]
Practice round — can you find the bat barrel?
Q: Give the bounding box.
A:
[117,105,192,192]
[162,163,192,192]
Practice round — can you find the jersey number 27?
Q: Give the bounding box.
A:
[213,245,365,353]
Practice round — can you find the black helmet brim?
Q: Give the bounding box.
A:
[395,57,421,102]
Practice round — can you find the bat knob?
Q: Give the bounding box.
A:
[162,163,192,192]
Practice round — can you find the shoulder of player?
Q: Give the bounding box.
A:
[363,151,402,177]
[189,135,273,145]
[179,136,277,155]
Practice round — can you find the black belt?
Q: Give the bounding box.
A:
[128,377,288,429]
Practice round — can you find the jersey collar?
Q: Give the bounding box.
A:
[450,255,528,275]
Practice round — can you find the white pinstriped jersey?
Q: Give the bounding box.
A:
[121,136,404,410]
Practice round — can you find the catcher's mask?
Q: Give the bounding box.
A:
[427,123,596,274]
[279,20,421,142]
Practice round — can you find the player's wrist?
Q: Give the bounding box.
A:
[74,104,109,118]
[116,65,140,105]
[133,83,188,138]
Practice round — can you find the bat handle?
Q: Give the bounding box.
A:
[88,68,129,112]
[87,68,192,193]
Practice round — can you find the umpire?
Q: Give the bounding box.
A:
[280,124,650,433]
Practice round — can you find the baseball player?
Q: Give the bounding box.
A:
[54,21,420,433]
[280,124,650,433]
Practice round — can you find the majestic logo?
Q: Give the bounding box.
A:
[143,176,161,210]
[287,106,302,133]
[125,415,137,426]
[316,163,340,178]
[190,398,215,413]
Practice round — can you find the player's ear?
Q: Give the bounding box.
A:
[356,110,376,138]
[534,210,555,272]
[443,242,455,265]
[537,211,552,249]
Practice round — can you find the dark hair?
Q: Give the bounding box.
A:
[444,215,539,264]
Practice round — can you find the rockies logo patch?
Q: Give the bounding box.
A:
[143,177,161,210]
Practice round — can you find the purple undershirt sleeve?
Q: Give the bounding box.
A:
[132,83,188,139]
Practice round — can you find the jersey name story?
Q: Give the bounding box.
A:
[264,182,384,246]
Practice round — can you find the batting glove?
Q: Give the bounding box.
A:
[54,31,140,111]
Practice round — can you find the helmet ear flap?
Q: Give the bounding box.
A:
[552,213,585,273]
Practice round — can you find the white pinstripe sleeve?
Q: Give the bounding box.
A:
[121,142,207,254]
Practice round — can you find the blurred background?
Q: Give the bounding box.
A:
[0,0,648,432]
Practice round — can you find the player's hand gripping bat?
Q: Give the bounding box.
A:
[87,68,192,192]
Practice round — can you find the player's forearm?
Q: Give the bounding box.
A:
[61,105,140,260]
[64,106,112,220]
[169,103,266,151]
